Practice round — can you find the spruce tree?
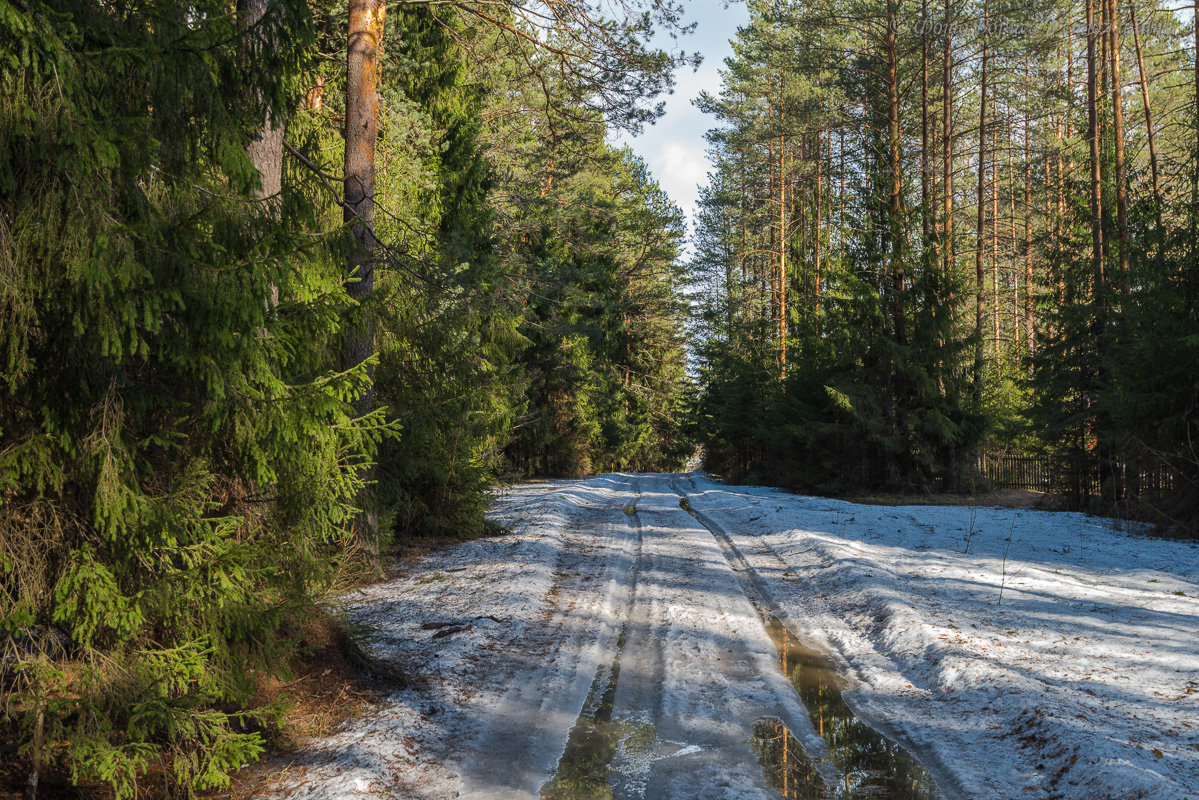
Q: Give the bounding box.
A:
[0,2,378,794]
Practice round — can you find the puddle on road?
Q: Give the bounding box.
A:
[542,489,942,800]
[754,615,942,799]
[752,717,830,800]
[540,627,656,800]
[541,616,942,800]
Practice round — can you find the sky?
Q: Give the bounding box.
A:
[612,0,750,251]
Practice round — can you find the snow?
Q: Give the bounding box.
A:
[679,472,1199,800]
[257,472,1199,800]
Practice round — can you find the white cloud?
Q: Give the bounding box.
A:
[648,139,709,226]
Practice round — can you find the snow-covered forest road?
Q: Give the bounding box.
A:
[263,474,1199,800]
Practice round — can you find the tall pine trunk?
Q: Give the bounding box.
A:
[943,0,954,279]
[1130,3,1160,217]
[779,120,787,376]
[343,0,385,562]
[1109,0,1130,293]
[922,0,932,246]
[974,0,988,408]
[815,128,823,330]
[885,0,906,484]
[1023,110,1034,351]
[992,93,1000,361]
[1087,0,1105,291]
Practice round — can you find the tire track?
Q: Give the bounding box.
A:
[458,474,644,799]
[669,477,964,800]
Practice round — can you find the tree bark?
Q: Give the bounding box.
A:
[815,128,823,328]
[885,0,905,483]
[943,0,954,279]
[992,93,1000,359]
[779,125,787,377]
[1087,0,1105,293]
[240,0,283,208]
[343,0,385,562]
[1129,3,1160,215]
[239,0,282,314]
[886,0,904,347]
[921,0,932,246]
[1108,0,1130,294]
[768,128,778,332]
[974,0,988,407]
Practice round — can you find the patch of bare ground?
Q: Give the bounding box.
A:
[214,613,404,800]
[224,530,510,798]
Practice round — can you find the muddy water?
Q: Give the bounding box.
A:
[541,615,942,800]
[753,615,942,800]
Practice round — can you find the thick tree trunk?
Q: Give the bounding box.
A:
[1058,27,1072,323]
[974,0,988,408]
[886,0,904,347]
[840,128,846,264]
[240,0,283,207]
[768,130,778,332]
[239,0,282,314]
[921,0,931,246]
[343,0,385,562]
[1099,0,1111,269]
[992,93,1000,359]
[885,0,906,484]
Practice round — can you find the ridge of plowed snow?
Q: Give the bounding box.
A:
[679,473,1199,800]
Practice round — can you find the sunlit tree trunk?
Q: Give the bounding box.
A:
[992,94,1000,361]
[1108,0,1129,294]
[1129,3,1160,216]
[343,0,385,562]
[1087,0,1105,292]
[922,0,932,246]
[779,121,787,376]
[974,0,988,407]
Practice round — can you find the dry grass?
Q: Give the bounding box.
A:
[835,488,1066,510]
[211,614,394,800]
